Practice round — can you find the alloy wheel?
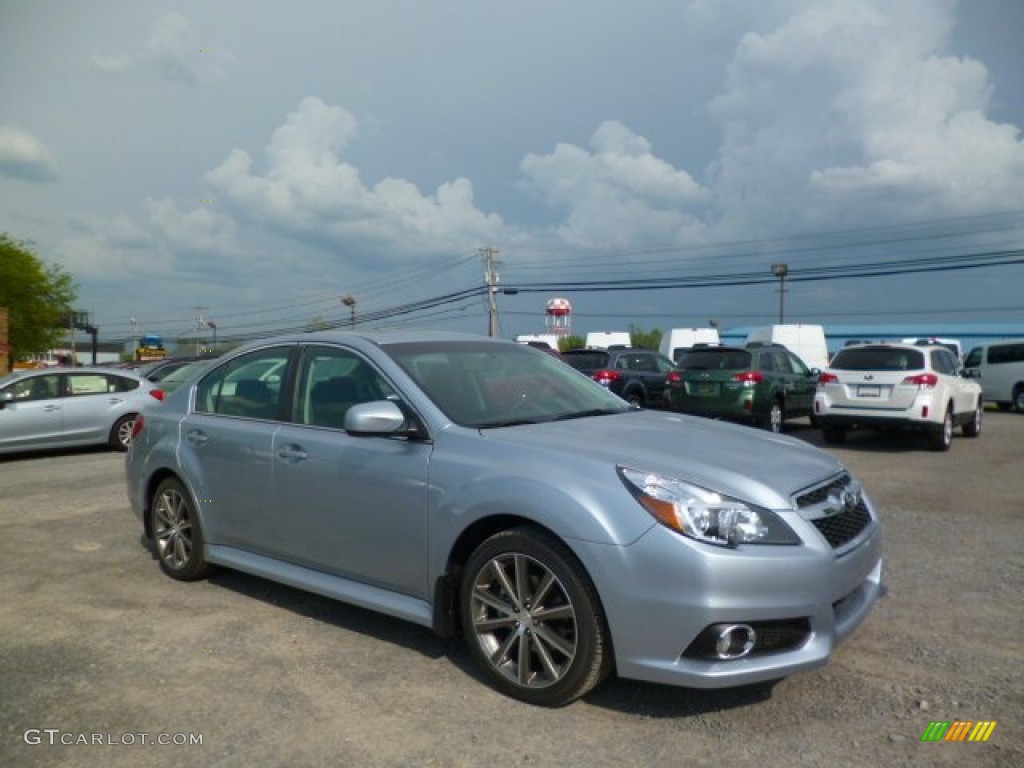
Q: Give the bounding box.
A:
[468,552,578,690]
[153,486,194,571]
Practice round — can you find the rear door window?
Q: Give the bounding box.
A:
[831,348,925,371]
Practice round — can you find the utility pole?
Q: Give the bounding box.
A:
[481,246,501,337]
[193,307,207,356]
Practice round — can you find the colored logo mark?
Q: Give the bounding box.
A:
[920,720,997,742]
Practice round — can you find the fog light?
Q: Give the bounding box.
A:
[714,624,756,659]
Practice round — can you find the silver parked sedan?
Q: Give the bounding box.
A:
[126,331,884,706]
[0,366,164,455]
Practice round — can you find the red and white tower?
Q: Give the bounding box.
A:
[545,297,572,337]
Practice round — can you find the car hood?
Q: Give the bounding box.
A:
[482,410,844,510]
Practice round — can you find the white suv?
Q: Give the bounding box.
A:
[814,343,983,451]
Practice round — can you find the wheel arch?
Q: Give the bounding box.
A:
[432,514,612,651]
[141,468,192,539]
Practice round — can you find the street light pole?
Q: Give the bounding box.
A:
[341,295,356,327]
[771,263,789,324]
[205,320,218,353]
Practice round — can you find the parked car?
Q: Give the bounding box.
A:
[963,339,1024,412]
[664,343,818,432]
[127,331,883,707]
[814,343,982,451]
[0,367,164,455]
[560,347,675,407]
[137,354,219,382]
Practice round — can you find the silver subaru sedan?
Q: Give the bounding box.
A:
[126,331,884,706]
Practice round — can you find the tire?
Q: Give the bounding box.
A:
[763,400,784,433]
[962,400,982,438]
[1014,386,1024,414]
[109,414,137,451]
[624,390,643,408]
[927,407,953,452]
[822,426,846,444]
[150,478,211,581]
[459,526,612,707]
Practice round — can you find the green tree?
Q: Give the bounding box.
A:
[0,234,77,361]
[629,325,663,350]
[559,335,585,352]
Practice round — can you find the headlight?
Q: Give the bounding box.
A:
[618,466,800,548]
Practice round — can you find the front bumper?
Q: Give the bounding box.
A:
[573,515,884,688]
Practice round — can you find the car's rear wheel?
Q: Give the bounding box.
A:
[962,400,982,438]
[764,400,784,433]
[109,414,137,451]
[927,407,953,451]
[822,426,847,444]
[150,478,211,581]
[1014,385,1024,413]
[460,526,611,707]
[624,390,643,408]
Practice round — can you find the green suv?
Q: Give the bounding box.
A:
[664,343,819,432]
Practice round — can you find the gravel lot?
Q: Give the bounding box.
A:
[1,412,1021,767]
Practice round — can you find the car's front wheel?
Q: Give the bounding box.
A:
[927,407,953,451]
[459,526,611,707]
[150,478,211,581]
[1014,385,1024,413]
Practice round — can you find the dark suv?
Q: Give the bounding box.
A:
[561,347,675,407]
[664,343,818,432]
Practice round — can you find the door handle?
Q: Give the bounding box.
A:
[107,397,124,404]
[43,405,60,411]
[277,444,307,461]
[185,430,208,446]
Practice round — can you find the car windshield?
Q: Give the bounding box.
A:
[831,347,926,371]
[676,349,751,370]
[385,340,631,427]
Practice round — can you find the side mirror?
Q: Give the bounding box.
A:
[344,400,422,437]
[0,391,12,409]
[809,368,821,378]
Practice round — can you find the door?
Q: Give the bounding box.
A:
[270,345,432,598]
[0,373,63,452]
[181,345,293,552]
[60,372,132,443]
[778,349,817,415]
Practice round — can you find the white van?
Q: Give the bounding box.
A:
[659,327,720,363]
[745,324,829,371]
[585,331,631,349]
[964,339,1024,412]
[515,334,561,351]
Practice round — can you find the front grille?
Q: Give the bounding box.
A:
[811,501,872,549]
[795,472,852,508]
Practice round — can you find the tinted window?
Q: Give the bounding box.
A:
[561,351,610,370]
[677,349,751,370]
[964,347,982,367]
[4,374,60,401]
[989,343,1024,365]
[295,345,396,429]
[831,347,926,372]
[931,350,956,375]
[195,346,292,419]
[67,373,137,395]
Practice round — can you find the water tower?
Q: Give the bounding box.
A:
[545,297,572,337]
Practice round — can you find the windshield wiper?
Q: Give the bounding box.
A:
[552,408,626,421]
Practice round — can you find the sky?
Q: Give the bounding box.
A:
[1,0,1023,348]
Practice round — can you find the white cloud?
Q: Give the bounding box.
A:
[519,120,711,247]
[705,0,1024,233]
[148,13,232,86]
[88,53,133,76]
[0,125,58,182]
[206,96,506,260]
[59,215,165,279]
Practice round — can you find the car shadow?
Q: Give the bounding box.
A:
[0,444,112,462]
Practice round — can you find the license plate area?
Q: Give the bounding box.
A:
[858,385,881,397]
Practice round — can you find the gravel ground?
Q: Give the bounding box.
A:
[1,412,1021,767]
